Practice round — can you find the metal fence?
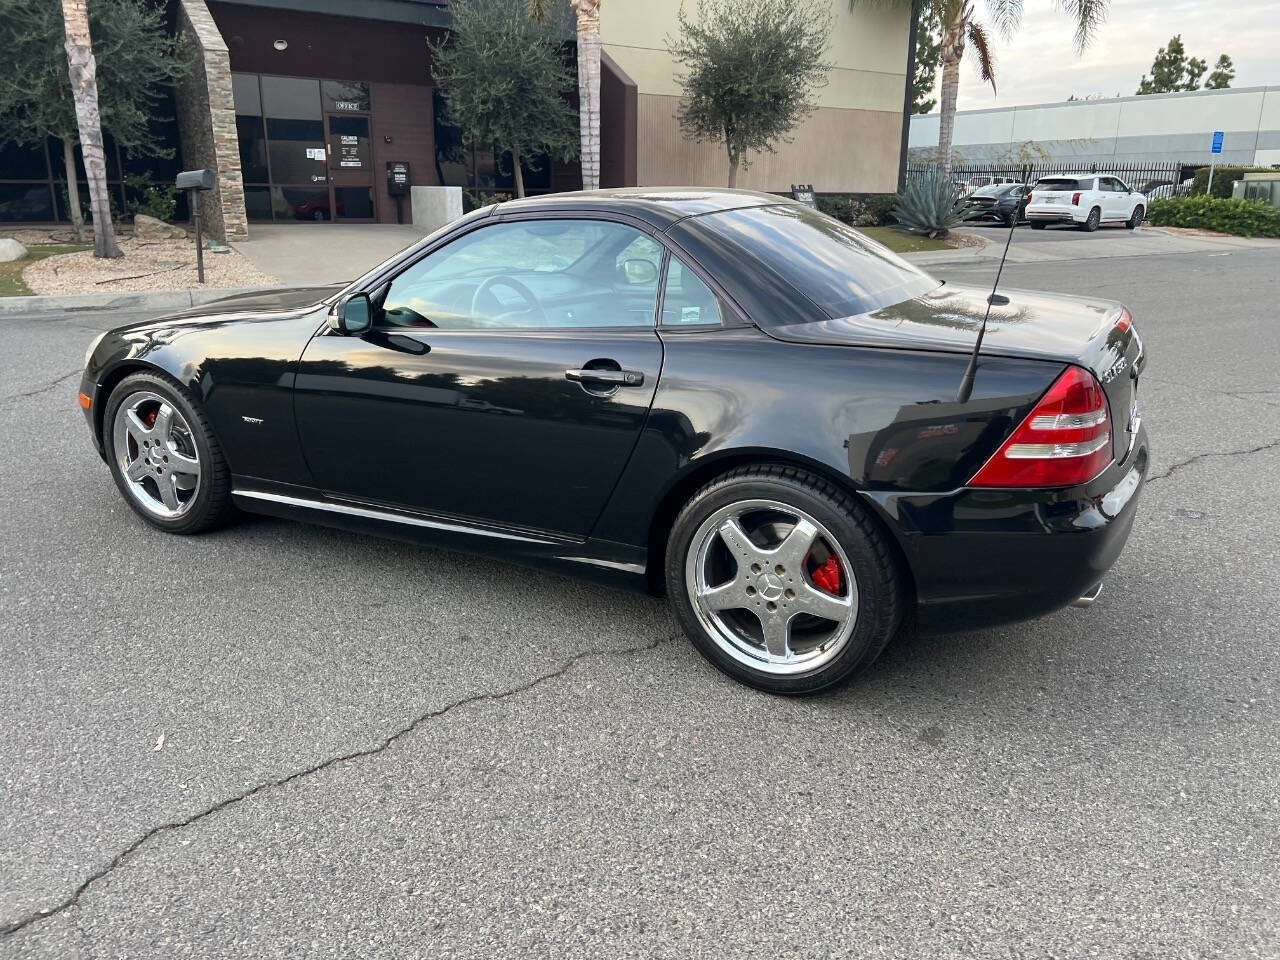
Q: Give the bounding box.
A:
[907,160,1197,195]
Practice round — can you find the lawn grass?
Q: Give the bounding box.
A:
[0,244,92,297]
[858,226,957,254]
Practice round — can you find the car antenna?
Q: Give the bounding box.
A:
[955,164,1030,403]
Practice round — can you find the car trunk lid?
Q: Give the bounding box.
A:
[763,283,1145,463]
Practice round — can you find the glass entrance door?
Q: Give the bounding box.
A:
[326,114,376,221]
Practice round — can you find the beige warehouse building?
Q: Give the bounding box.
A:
[599,0,913,193]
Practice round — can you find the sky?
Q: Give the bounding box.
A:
[933,0,1280,110]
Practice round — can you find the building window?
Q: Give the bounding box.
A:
[231,72,378,223]
[0,85,183,225]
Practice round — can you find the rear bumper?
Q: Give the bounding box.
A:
[964,208,1012,222]
[1026,204,1083,224]
[863,424,1149,632]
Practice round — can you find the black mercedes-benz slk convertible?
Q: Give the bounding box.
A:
[80,188,1148,694]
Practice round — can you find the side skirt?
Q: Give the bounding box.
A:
[231,484,651,594]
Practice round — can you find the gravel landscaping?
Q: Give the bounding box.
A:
[11,233,278,296]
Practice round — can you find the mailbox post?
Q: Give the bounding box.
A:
[386,161,410,224]
[176,168,215,284]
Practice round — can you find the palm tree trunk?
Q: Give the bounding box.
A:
[937,55,960,179]
[512,144,526,198]
[60,0,120,258]
[935,5,968,181]
[572,0,602,191]
[62,138,86,243]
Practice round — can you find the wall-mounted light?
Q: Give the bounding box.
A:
[383,135,393,144]
[272,39,288,51]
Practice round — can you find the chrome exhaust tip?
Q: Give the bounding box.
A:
[1071,582,1103,608]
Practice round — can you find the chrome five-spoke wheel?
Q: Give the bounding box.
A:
[111,390,201,519]
[685,498,858,677]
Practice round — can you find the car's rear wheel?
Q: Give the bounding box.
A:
[1030,221,1046,230]
[1126,205,1144,229]
[1079,207,1101,231]
[105,371,233,534]
[665,465,904,695]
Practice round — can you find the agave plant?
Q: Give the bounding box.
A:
[892,169,966,238]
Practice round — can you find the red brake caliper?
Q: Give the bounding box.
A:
[143,408,158,428]
[811,555,843,595]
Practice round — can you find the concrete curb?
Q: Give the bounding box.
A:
[902,244,991,266]
[0,286,274,317]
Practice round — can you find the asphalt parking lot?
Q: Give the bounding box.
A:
[2,245,1278,958]
[962,218,1146,242]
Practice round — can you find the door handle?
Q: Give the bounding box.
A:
[565,368,644,387]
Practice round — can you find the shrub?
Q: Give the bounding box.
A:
[892,169,965,238]
[814,193,898,227]
[463,190,510,213]
[1147,195,1280,238]
[1189,165,1274,199]
[125,172,178,222]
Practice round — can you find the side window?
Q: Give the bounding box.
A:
[377,219,661,330]
[661,256,725,327]
[1112,178,1130,193]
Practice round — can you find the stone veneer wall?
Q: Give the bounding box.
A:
[173,0,247,242]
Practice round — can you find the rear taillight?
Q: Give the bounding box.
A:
[969,366,1112,488]
[1071,191,1082,206]
[1024,193,1033,203]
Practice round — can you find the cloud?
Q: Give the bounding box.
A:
[927,0,1280,109]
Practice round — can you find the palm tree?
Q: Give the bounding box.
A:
[858,0,1109,177]
[60,0,121,257]
[934,0,996,178]
[528,0,602,191]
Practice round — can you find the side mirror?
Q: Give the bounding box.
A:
[619,258,659,285]
[332,293,372,335]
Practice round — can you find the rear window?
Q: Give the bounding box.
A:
[1036,178,1086,191]
[673,203,938,321]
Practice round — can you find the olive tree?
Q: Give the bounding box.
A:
[430,0,579,198]
[666,0,834,188]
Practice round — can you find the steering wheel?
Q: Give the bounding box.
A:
[469,275,546,327]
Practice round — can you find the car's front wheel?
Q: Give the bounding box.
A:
[104,371,233,534]
[665,465,904,694]
[1126,205,1144,229]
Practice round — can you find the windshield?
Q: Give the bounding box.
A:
[671,203,939,322]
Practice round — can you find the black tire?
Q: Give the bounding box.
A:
[103,371,234,535]
[1126,205,1144,229]
[1030,221,1047,230]
[664,464,905,695]
[1079,207,1101,232]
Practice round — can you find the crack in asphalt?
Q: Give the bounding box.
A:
[1148,436,1280,483]
[0,633,675,939]
[0,369,80,404]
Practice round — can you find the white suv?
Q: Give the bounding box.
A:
[1025,175,1147,231]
